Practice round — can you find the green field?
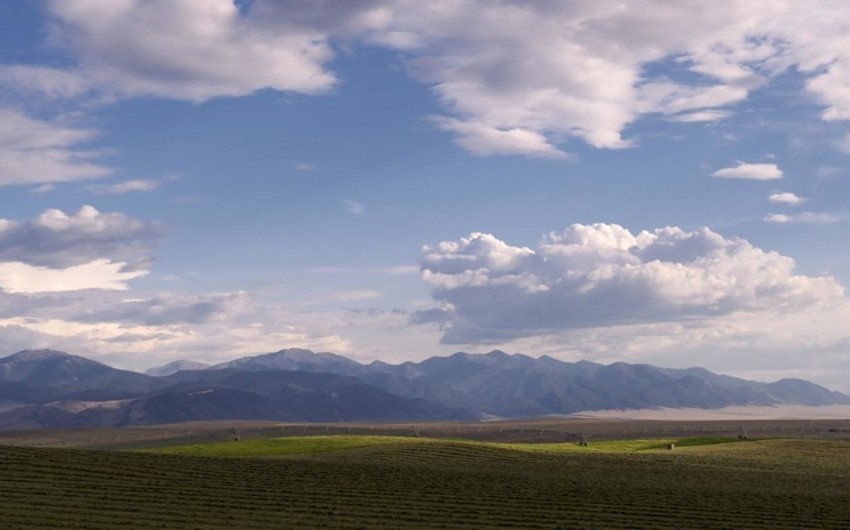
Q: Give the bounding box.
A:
[2,435,849,529]
[143,434,739,457]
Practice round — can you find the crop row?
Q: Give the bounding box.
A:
[2,440,850,529]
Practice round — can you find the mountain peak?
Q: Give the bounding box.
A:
[0,349,116,386]
[7,349,72,361]
[145,359,210,377]
[450,350,510,362]
[212,347,362,374]
[273,348,323,361]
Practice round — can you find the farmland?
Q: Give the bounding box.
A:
[2,428,850,528]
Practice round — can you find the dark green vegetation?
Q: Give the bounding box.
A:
[2,435,850,529]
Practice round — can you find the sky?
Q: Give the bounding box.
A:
[1,0,850,391]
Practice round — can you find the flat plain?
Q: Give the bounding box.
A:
[1,420,850,529]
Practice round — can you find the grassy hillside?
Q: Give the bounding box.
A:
[1,436,849,528]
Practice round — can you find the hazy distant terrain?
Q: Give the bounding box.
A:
[574,404,850,420]
[1,348,848,430]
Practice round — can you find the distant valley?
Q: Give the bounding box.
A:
[1,348,848,430]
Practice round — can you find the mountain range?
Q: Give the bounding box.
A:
[1,348,848,430]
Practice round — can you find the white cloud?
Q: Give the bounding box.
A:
[768,192,807,206]
[87,179,160,195]
[0,65,92,100]
[638,82,750,116]
[45,0,337,102]
[712,162,783,180]
[4,1,848,161]
[0,205,163,268]
[807,61,850,121]
[416,224,844,343]
[0,108,111,186]
[0,291,362,372]
[431,117,570,159]
[764,212,842,224]
[359,1,850,156]
[31,184,56,194]
[537,304,850,393]
[667,109,734,123]
[0,259,145,293]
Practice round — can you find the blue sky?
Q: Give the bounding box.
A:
[1,1,850,391]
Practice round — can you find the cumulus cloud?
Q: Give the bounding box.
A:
[712,162,783,180]
[768,192,807,206]
[764,212,842,224]
[0,205,163,268]
[44,0,337,102]
[0,108,111,186]
[415,224,844,343]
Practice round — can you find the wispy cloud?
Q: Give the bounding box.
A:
[88,179,160,195]
[839,133,850,154]
[300,265,419,276]
[341,198,366,215]
[0,108,111,186]
[667,109,734,123]
[31,184,55,194]
[764,212,843,224]
[712,162,783,180]
[0,65,92,100]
